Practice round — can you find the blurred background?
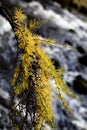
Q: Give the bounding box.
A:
[0,0,87,130]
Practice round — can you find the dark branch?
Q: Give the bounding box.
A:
[0,6,14,28]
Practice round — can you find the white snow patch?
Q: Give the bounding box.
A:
[0,15,11,34]
[28,1,87,30]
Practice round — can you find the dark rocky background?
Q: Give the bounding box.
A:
[0,0,87,130]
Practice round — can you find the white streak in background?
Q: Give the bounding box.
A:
[50,76,87,130]
[28,1,87,30]
[72,119,87,130]
[0,88,10,100]
[64,71,79,83]
[64,95,87,130]
[0,15,11,35]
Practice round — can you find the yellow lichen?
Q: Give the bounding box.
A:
[11,8,75,129]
